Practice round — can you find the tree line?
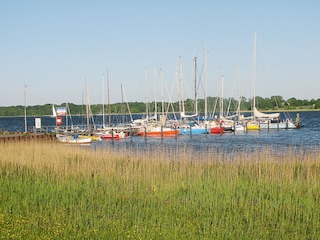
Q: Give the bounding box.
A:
[0,96,319,117]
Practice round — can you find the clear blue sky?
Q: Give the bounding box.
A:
[1,0,319,107]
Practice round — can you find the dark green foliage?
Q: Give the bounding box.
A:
[0,96,319,116]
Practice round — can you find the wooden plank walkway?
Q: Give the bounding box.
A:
[0,133,57,143]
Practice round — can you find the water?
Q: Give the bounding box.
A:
[1,111,319,154]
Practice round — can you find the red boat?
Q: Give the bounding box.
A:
[210,126,225,134]
[100,131,126,140]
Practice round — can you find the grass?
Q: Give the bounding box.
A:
[0,141,320,239]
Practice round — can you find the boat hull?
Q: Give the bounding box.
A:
[137,129,180,137]
[210,127,225,134]
[179,127,209,135]
[100,132,126,140]
[246,124,260,131]
[259,121,296,129]
[79,135,101,141]
[244,120,261,131]
[56,134,92,144]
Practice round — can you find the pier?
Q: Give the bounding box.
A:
[0,133,57,143]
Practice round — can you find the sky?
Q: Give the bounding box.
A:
[0,0,319,107]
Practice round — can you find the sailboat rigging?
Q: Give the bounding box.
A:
[250,31,299,129]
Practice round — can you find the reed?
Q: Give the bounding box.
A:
[0,141,319,239]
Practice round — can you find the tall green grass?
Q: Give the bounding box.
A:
[0,142,319,239]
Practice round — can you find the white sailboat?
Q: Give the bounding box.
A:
[254,107,297,129]
[55,101,92,144]
[56,133,92,144]
[246,31,260,131]
[251,31,298,130]
[179,55,209,134]
[97,70,126,140]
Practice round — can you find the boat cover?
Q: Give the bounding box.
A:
[254,107,280,119]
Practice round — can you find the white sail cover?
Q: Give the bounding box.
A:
[52,105,57,117]
[254,107,280,119]
[180,112,197,118]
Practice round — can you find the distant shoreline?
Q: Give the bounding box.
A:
[0,108,319,118]
[243,108,320,113]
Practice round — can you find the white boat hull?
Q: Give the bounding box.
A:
[56,134,92,144]
[259,121,296,129]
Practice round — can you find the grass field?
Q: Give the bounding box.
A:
[1,141,319,239]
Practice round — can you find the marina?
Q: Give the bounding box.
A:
[1,111,319,153]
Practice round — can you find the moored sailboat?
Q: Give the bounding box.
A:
[249,31,299,130]
[178,54,210,135]
[100,130,126,140]
[246,31,260,131]
[56,133,92,144]
[137,124,180,137]
[55,103,93,144]
[209,120,225,134]
[254,107,297,129]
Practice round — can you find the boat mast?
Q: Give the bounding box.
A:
[85,78,90,134]
[220,71,224,119]
[145,68,149,120]
[102,74,105,128]
[65,89,69,132]
[107,69,111,126]
[194,56,198,116]
[253,31,257,121]
[178,57,185,116]
[160,68,165,125]
[24,83,27,133]
[236,67,241,118]
[121,83,125,123]
[65,102,68,132]
[153,67,157,120]
[204,49,208,120]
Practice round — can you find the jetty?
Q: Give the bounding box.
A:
[0,133,57,143]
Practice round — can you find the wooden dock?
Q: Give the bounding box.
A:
[0,133,57,143]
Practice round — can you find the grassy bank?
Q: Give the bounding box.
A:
[1,142,319,239]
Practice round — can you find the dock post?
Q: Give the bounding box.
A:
[161,125,163,140]
[205,123,208,138]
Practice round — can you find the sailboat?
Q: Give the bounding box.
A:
[137,68,180,137]
[56,133,92,144]
[178,55,210,135]
[55,103,92,144]
[97,70,126,140]
[100,130,126,139]
[217,67,246,132]
[245,31,261,131]
[254,108,297,129]
[250,31,299,130]
[77,79,102,141]
[209,71,228,134]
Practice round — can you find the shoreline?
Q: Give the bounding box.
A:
[0,108,319,118]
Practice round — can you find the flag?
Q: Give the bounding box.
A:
[56,107,67,116]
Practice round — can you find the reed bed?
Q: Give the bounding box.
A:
[0,141,320,239]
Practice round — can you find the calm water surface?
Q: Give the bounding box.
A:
[1,111,318,155]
